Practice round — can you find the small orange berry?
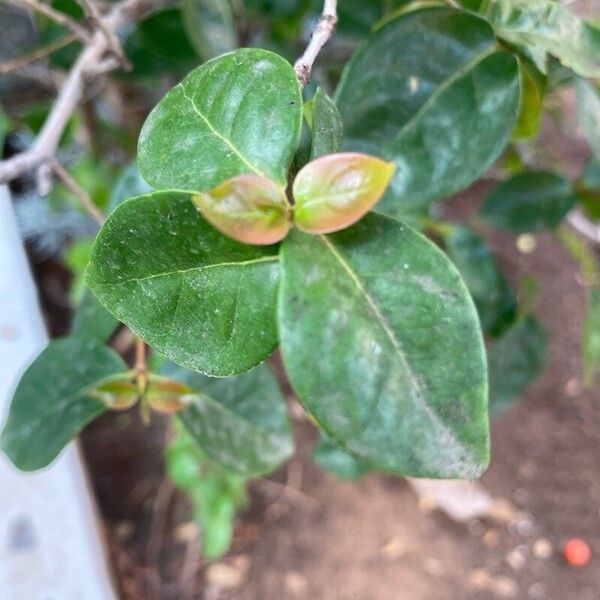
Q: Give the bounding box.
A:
[563,539,591,567]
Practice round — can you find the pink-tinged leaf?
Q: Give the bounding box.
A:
[145,377,195,414]
[191,175,291,245]
[89,373,139,411]
[292,153,395,234]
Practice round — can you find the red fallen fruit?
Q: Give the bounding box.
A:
[563,539,591,567]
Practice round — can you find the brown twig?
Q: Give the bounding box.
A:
[11,0,92,43]
[77,0,130,69]
[293,0,337,87]
[0,33,77,76]
[51,159,106,224]
[0,0,161,185]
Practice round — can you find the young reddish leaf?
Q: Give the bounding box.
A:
[145,377,195,414]
[292,153,394,234]
[89,373,139,410]
[191,175,291,245]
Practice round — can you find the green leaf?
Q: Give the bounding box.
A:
[445,226,517,337]
[576,79,600,161]
[583,287,600,388]
[166,421,247,559]
[181,0,236,60]
[71,289,119,343]
[577,159,600,220]
[335,7,520,212]
[482,0,600,78]
[89,374,139,411]
[313,435,372,480]
[292,153,395,234]
[488,316,546,418]
[160,362,294,476]
[138,48,302,192]
[191,175,291,244]
[86,191,280,376]
[63,238,95,305]
[144,376,195,414]
[513,59,546,141]
[0,338,126,470]
[279,213,488,479]
[108,162,151,215]
[305,88,343,160]
[479,171,576,232]
[122,8,197,78]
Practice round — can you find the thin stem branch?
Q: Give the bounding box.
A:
[51,159,105,224]
[12,0,92,43]
[0,33,77,76]
[293,0,337,87]
[134,336,148,394]
[0,0,156,184]
[77,0,130,68]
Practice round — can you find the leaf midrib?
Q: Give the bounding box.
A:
[386,44,499,145]
[318,234,469,448]
[91,255,278,286]
[179,83,266,179]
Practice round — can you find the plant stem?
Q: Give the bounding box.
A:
[52,159,106,225]
[0,34,77,76]
[11,0,92,43]
[135,336,148,393]
[293,0,337,87]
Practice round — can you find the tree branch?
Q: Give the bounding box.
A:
[0,0,157,184]
[293,0,337,87]
[10,0,92,43]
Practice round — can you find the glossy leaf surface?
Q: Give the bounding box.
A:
[483,0,600,78]
[192,175,290,244]
[488,316,546,418]
[279,214,489,478]
[293,153,394,234]
[479,171,576,232]
[0,338,126,470]
[305,88,343,160]
[161,362,294,475]
[335,7,520,212]
[86,192,280,376]
[71,289,119,343]
[138,48,302,192]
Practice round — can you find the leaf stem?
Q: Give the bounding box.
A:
[51,159,106,225]
[135,336,147,391]
[0,33,77,76]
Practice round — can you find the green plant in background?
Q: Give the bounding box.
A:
[1,0,600,560]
